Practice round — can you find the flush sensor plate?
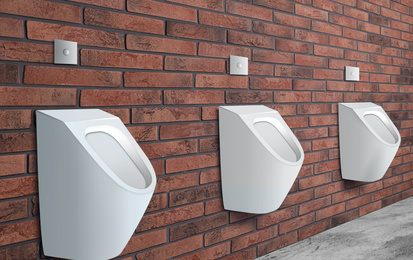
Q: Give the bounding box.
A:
[345,66,359,81]
[230,55,248,75]
[54,39,77,65]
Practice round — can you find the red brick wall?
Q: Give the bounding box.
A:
[1,0,413,259]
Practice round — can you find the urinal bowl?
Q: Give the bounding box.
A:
[339,103,401,182]
[219,106,304,214]
[36,110,156,260]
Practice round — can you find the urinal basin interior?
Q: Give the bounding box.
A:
[86,126,152,190]
[364,113,398,144]
[254,119,301,163]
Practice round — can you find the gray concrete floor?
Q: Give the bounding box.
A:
[257,196,413,260]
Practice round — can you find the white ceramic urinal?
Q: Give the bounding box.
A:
[36,109,156,260]
[339,102,401,182]
[219,105,304,214]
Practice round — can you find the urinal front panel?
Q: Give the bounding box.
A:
[363,113,398,144]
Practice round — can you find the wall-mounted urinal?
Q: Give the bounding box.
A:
[219,105,304,214]
[36,109,156,260]
[339,102,401,182]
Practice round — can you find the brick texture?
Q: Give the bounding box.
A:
[1,0,413,259]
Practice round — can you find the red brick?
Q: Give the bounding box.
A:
[0,17,22,38]
[127,126,158,142]
[285,117,308,128]
[25,65,122,87]
[0,155,26,176]
[313,0,343,13]
[126,35,196,55]
[200,11,251,31]
[80,89,161,106]
[253,21,294,39]
[165,56,225,73]
[169,183,222,207]
[300,173,331,190]
[327,82,354,91]
[313,69,343,80]
[299,196,331,216]
[268,105,296,116]
[0,0,80,23]
[312,92,343,102]
[226,91,272,103]
[0,242,38,260]
[254,0,294,13]
[345,50,369,61]
[281,190,313,208]
[0,219,40,247]
[276,39,312,54]
[205,198,224,215]
[303,151,329,165]
[359,201,382,216]
[253,49,294,64]
[142,140,197,160]
[358,21,380,34]
[296,55,327,67]
[196,74,248,89]
[275,65,312,78]
[298,219,330,240]
[132,107,199,124]
[274,11,310,29]
[332,188,360,204]
[232,226,278,252]
[151,160,165,176]
[343,93,370,102]
[370,74,391,83]
[205,219,255,246]
[315,161,340,175]
[314,45,343,58]
[229,31,275,49]
[177,242,230,260]
[249,62,273,76]
[0,176,37,199]
[167,21,226,43]
[257,232,298,257]
[135,235,203,260]
[296,4,328,21]
[125,72,192,89]
[128,0,196,22]
[0,199,28,223]
[166,153,219,173]
[167,0,224,11]
[381,27,400,38]
[345,194,371,210]
[165,90,224,105]
[329,13,357,28]
[312,137,338,151]
[312,21,342,36]
[330,36,357,49]
[332,209,359,227]
[358,0,380,14]
[343,27,368,41]
[200,168,221,184]
[298,104,330,116]
[84,8,163,35]
[316,203,345,220]
[391,1,409,13]
[295,30,328,44]
[274,91,311,103]
[0,86,76,107]
[250,78,291,90]
[227,0,272,21]
[137,203,203,232]
[201,107,217,121]
[160,122,217,140]
[0,63,18,84]
[0,110,31,130]
[68,0,124,9]
[392,39,409,49]
[121,229,166,256]
[146,194,168,212]
[82,49,162,69]
[0,40,53,63]
[293,80,326,91]
[198,42,250,59]
[392,20,409,32]
[101,109,130,124]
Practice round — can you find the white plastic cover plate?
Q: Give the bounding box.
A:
[54,39,77,65]
[230,55,248,75]
[345,66,359,81]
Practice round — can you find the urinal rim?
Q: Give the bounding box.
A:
[83,124,157,194]
[248,115,304,166]
[355,109,401,147]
